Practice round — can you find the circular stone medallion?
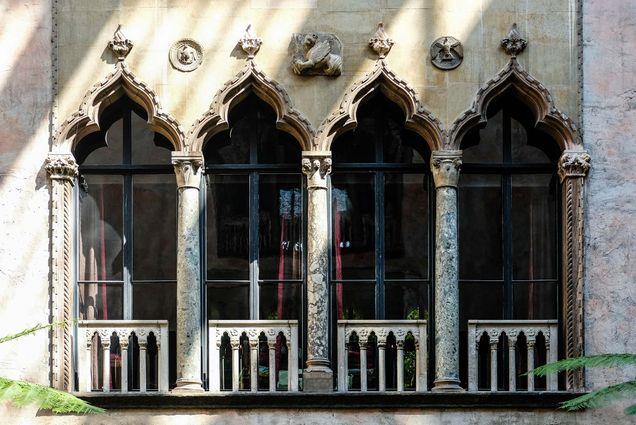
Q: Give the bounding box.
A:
[430,36,463,70]
[169,39,203,72]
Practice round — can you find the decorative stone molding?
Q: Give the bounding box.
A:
[431,150,462,188]
[291,32,343,76]
[45,153,78,182]
[188,60,313,151]
[108,25,133,61]
[169,39,203,72]
[430,36,463,70]
[558,150,591,182]
[369,22,393,58]
[172,152,203,189]
[238,24,263,59]
[501,23,527,57]
[54,61,184,153]
[316,59,444,151]
[448,57,580,150]
[302,152,332,189]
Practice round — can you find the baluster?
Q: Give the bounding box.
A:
[337,324,346,392]
[360,338,368,392]
[101,336,111,393]
[417,324,428,392]
[159,326,169,393]
[378,339,386,392]
[268,340,276,391]
[396,340,405,392]
[139,337,147,393]
[250,338,258,392]
[231,340,240,392]
[527,332,536,392]
[467,325,478,392]
[209,327,220,392]
[290,325,299,392]
[120,335,129,393]
[547,326,558,391]
[83,333,93,392]
[507,331,517,392]
[489,331,499,392]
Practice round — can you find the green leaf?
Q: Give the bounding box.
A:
[0,377,104,414]
[624,404,636,415]
[0,321,72,345]
[528,354,636,377]
[559,380,636,412]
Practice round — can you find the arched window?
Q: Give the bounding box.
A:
[75,96,177,385]
[458,93,561,385]
[330,94,432,321]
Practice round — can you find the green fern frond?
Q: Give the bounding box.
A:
[559,380,636,413]
[0,321,72,345]
[0,377,104,414]
[528,354,636,377]
[624,404,636,415]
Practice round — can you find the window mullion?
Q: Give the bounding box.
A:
[376,172,384,319]
[123,173,133,320]
[250,172,259,320]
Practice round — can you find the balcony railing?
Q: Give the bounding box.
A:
[337,320,427,392]
[78,320,169,393]
[467,320,559,392]
[208,320,299,392]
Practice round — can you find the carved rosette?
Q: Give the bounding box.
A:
[45,153,78,182]
[501,23,527,57]
[238,24,263,59]
[558,150,591,182]
[172,152,204,189]
[430,150,462,188]
[369,22,394,58]
[108,25,133,61]
[302,152,332,189]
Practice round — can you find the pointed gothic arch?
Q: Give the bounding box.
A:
[448,58,581,152]
[315,59,444,152]
[188,60,314,152]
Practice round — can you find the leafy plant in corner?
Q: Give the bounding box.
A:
[529,353,636,416]
[0,322,105,414]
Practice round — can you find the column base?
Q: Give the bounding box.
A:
[432,378,464,392]
[303,367,333,392]
[172,378,205,393]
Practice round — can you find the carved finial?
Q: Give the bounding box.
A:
[369,22,394,58]
[501,23,527,57]
[108,25,133,61]
[239,24,263,59]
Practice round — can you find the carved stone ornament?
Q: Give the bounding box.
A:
[45,153,78,181]
[558,150,591,182]
[169,39,203,72]
[501,23,527,57]
[430,36,463,70]
[302,152,332,189]
[431,150,462,188]
[369,22,394,58]
[108,25,133,61]
[172,152,204,189]
[238,24,263,59]
[291,32,343,76]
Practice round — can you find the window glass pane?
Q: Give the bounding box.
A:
[385,281,429,320]
[513,282,558,320]
[259,175,303,280]
[207,284,249,320]
[130,110,173,164]
[79,175,123,281]
[259,283,301,321]
[332,174,375,279]
[207,175,249,280]
[334,283,375,320]
[133,175,177,280]
[257,131,301,165]
[461,109,503,163]
[459,174,502,280]
[385,173,428,279]
[459,282,503,327]
[133,283,177,327]
[81,118,124,165]
[512,174,557,280]
[79,283,123,320]
[510,117,552,164]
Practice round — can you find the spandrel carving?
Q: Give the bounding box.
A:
[430,36,463,70]
[291,32,343,76]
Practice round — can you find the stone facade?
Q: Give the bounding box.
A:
[0,0,634,424]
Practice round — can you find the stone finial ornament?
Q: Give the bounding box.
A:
[501,23,527,57]
[430,36,463,70]
[292,33,343,76]
[169,39,203,72]
[369,22,394,58]
[108,25,133,61]
[238,24,263,59]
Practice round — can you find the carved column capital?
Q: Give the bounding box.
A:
[45,153,78,182]
[558,150,591,182]
[431,150,462,188]
[302,151,332,189]
[172,151,204,189]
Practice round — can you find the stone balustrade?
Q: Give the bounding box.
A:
[208,320,299,392]
[467,320,558,392]
[337,320,427,392]
[78,320,169,393]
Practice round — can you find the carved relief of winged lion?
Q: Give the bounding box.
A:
[292,33,342,76]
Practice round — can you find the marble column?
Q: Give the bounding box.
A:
[558,150,591,391]
[172,151,204,392]
[45,152,78,392]
[302,151,334,392]
[430,150,464,392]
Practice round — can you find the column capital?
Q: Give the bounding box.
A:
[302,151,332,189]
[45,153,78,182]
[558,150,591,182]
[172,151,204,189]
[431,150,462,188]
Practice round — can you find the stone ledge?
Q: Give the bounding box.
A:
[78,392,586,410]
